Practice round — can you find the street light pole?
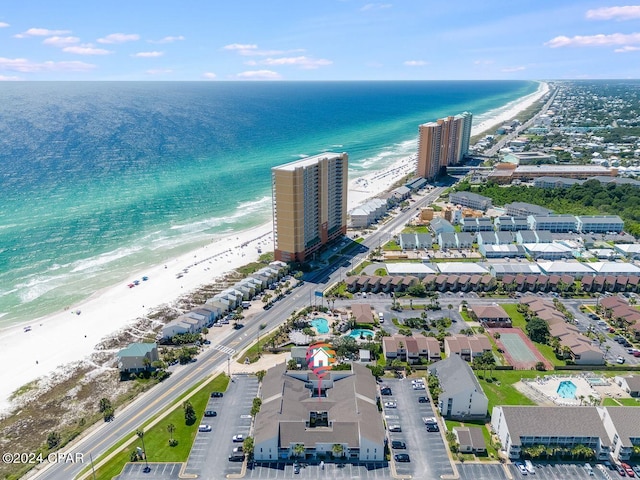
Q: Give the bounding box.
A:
[227,355,231,378]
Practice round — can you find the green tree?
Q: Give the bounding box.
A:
[332,443,345,458]
[407,283,427,297]
[47,431,61,450]
[256,370,266,382]
[251,397,262,416]
[292,443,306,458]
[243,436,255,458]
[183,400,196,425]
[167,423,178,447]
[526,317,549,343]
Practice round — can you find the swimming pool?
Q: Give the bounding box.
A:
[557,380,577,399]
[311,318,330,334]
[586,377,609,386]
[348,329,374,340]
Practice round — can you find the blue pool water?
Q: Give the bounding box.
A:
[349,329,374,339]
[557,380,577,399]
[311,318,330,334]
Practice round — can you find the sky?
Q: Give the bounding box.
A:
[1,0,640,81]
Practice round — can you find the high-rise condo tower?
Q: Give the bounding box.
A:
[417,112,472,180]
[272,152,348,262]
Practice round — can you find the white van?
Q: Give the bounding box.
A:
[379,312,385,323]
[524,459,535,474]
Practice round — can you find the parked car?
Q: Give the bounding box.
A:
[394,453,410,463]
[615,463,627,476]
[418,396,429,403]
[515,462,528,475]
[198,424,212,432]
[391,440,406,449]
[426,424,440,432]
[384,401,397,409]
[389,425,402,432]
[204,410,217,417]
[617,356,626,364]
[211,392,224,398]
[380,387,392,396]
[232,434,244,442]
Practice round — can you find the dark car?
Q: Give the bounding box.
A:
[615,464,627,477]
[380,387,392,396]
[426,424,440,432]
[204,410,217,417]
[418,396,429,403]
[391,440,406,449]
[394,453,410,463]
[211,392,224,398]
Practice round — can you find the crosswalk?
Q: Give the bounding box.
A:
[214,344,236,356]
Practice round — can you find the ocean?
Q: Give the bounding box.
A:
[0,80,537,326]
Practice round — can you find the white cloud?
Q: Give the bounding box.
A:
[0,74,21,80]
[0,57,96,72]
[222,43,290,56]
[202,72,217,79]
[149,35,184,44]
[146,69,173,75]
[43,36,80,47]
[236,69,282,80]
[132,51,164,58]
[615,45,640,52]
[546,32,640,47]
[97,33,140,44]
[0,22,10,28]
[473,59,494,65]
[404,60,428,66]
[15,27,71,38]
[63,45,112,55]
[360,3,392,11]
[586,6,640,21]
[248,56,332,69]
[501,66,526,72]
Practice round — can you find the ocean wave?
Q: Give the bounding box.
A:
[70,245,145,273]
[16,274,69,303]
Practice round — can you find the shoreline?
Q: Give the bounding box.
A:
[0,80,549,415]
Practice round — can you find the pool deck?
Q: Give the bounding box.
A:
[521,374,628,406]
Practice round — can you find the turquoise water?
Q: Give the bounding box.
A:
[0,81,538,326]
[557,380,577,399]
[311,318,330,334]
[348,329,374,339]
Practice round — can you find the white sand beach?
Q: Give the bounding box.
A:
[0,81,548,415]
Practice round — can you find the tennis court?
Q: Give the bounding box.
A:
[492,328,552,370]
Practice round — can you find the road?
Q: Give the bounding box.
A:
[30,186,445,480]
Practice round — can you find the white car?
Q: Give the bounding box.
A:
[232,434,244,442]
[515,462,528,475]
[412,383,425,390]
[198,424,212,432]
[384,401,397,409]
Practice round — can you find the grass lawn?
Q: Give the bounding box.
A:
[444,420,499,461]
[92,374,230,480]
[617,397,640,406]
[602,397,621,406]
[384,240,402,251]
[402,226,430,234]
[478,370,538,411]
[239,329,281,364]
[502,304,526,329]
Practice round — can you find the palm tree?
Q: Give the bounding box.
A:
[292,443,305,459]
[136,428,150,472]
[332,443,344,458]
[167,423,175,441]
[447,304,453,320]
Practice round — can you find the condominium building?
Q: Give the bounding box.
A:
[272,153,348,262]
[417,112,473,180]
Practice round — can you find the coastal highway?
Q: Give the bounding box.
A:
[31,185,445,480]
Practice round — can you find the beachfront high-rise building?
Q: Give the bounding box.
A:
[272,152,348,263]
[417,112,472,180]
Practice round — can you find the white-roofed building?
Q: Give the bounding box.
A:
[614,244,640,260]
[349,198,388,228]
[522,242,573,260]
[489,263,542,278]
[385,263,437,278]
[479,244,526,258]
[537,261,595,278]
[436,263,489,275]
[589,262,640,276]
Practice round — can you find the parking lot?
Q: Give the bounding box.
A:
[510,461,608,480]
[458,463,508,480]
[114,462,183,480]
[183,374,258,479]
[382,378,453,480]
